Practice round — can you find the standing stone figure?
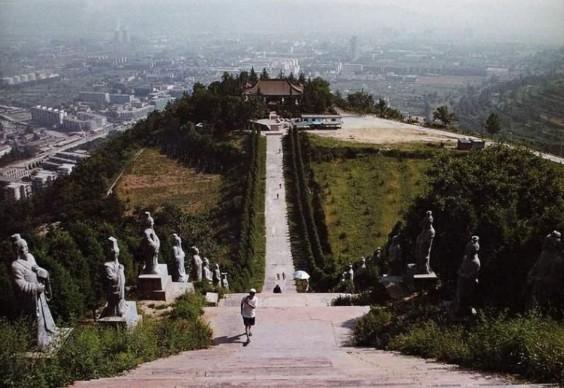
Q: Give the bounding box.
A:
[101,236,128,318]
[221,272,230,289]
[203,257,213,284]
[387,234,403,276]
[360,257,367,269]
[172,234,188,282]
[347,263,354,283]
[191,246,203,282]
[526,231,564,310]
[213,263,221,286]
[415,210,436,274]
[455,236,481,316]
[10,234,59,351]
[138,211,161,274]
[372,247,382,263]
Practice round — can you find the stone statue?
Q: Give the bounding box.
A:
[526,231,564,310]
[221,272,229,289]
[372,247,382,263]
[388,234,403,276]
[203,257,213,284]
[415,210,436,274]
[347,263,354,283]
[360,257,367,269]
[191,246,203,282]
[10,234,59,351]
[212,263,221,286]
[101,236,128,318]
[138,211,161,274]
[455,235,481,316]
[172,234,188,282]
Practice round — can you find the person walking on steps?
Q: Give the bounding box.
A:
[241,288,258,343]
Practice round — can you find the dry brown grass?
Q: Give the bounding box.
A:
[116,148,222,214]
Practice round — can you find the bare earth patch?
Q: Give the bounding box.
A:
[116,148,222,214]
[308,114,479,145]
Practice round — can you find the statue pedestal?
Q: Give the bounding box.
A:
[379,275,407,300]
[405,263,439,291]
[138,264,171,300]
[97,301,141,329]
[138,264,194,302]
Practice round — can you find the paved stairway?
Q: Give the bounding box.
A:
[263,133,296,293]
[75,293,524,387]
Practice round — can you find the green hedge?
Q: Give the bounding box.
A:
[234,130,266,291]
[284,128,335,289]
[0,293,212,388]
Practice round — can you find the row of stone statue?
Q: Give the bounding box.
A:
[8,211,230,351]
[139,212,228,288]
[365,210,563,316]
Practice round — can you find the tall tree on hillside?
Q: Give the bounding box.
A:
[433,105,456,127]
[298,72,306,85]
[376,98,388,117]
[346,90,374,113]
[249,67,258,83]
[484,112,501,136]
[302,77,333,113]
[260,68,270,80]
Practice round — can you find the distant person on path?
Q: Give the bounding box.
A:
[241,288,258,342]
[273,284,282,293]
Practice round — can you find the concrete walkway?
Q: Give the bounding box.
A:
[75,294,523,387]
[263,133,296,293]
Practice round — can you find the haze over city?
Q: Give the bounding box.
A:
[1,1,564,387]
[1,0,563,44]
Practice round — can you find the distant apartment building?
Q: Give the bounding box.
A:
[0,144,12,158]
[0,167,30,180]
[109,94,133,105]
[42,150,90,172]
[115,104,155,121]
[150,95,174,111]
[3,182,32,202]
[31,106,66,126]
[1,72,59,87]
[61,112,107,132]
[79,91,110,105]
[31,170,58,192]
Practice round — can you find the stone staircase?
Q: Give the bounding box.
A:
[74,293,532,387]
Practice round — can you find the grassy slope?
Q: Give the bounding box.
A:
[116,148,223,214]
[308,135,431,265]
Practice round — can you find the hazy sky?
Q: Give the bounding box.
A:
[1,0,563,45]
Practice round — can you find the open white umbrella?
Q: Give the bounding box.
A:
[293,270,310,280]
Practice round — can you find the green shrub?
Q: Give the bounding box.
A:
[0,295,212,388]
[170,293,205,320]
[353,308,392,347]
[353,302,564,383]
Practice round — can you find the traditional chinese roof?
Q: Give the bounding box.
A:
[243,79,304,97]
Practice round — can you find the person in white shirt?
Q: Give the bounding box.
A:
[241,288,258,342]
